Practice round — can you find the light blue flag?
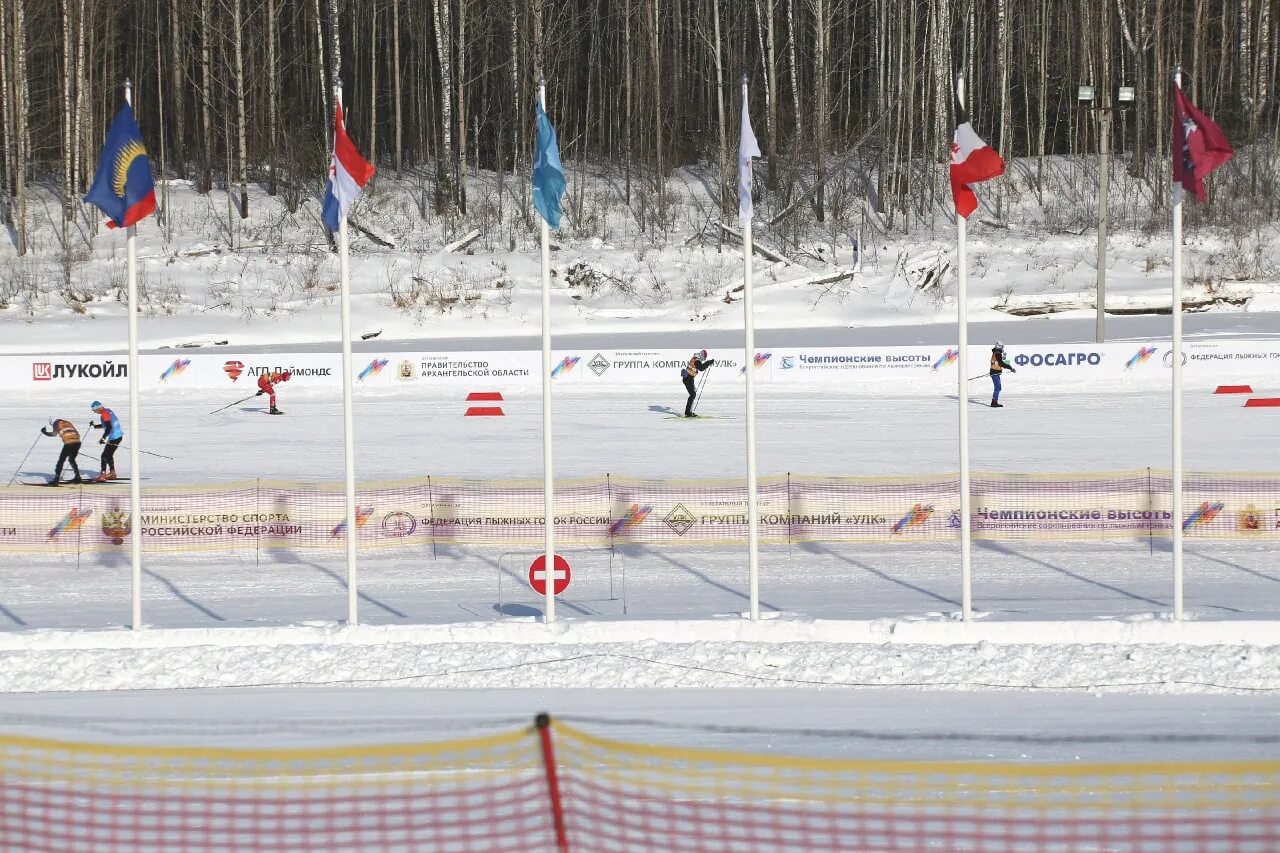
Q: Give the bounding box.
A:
[532,100,566,229]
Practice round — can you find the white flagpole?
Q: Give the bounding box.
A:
[539,78,556,624]
[336,82,360,625]
[1171,66,1185,620]
[125,80,143,630]
[741,78,760,621]
[955,73,973,622]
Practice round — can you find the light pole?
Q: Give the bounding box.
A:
[1078,83,1134,343]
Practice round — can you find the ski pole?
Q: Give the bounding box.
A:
[6,434,41,487]
[967,373,992,381]
[122,446,173,461]
[692,369,711,414]
[209,393,258,415]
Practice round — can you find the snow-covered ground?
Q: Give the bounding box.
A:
[2,166,1278,355]
[4,384,1270,485]
[0,383,1276,725]
[0,686,1277,760]
[2,384,1278,633]
[2,167,1278,753]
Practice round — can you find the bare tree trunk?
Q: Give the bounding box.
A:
[232,0,248,217]
[456,0,467,214]
[1037,0,1049,199]
[0,0,11,228]
[266,0,278,194]
[1246,0,1269,187]
[509,0,519,177]
[623,0,632,205]
[647,0,663,193]
[530,0,542,77]
[79,0,94,211]
[368,0,377,162]
[710,0,727,216]
[997,0,1011,154]
[13,0,28,254]
[1212,2,1229,119]
[392,0,402,174]
[810,0,827,222]
[762,0,778,188]
[785,0,801,141]
[154,1,168,238]
[328,0,340,85]
[1156,0,1168,154]
[433,0,455,213]
[312,0,327,125]
[169,0,185,179]
[61,0,74,223]
[199,0,213,193]
[928,0,951,222]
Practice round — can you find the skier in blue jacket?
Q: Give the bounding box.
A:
[89,401,124,481]
[989,342,1016,408]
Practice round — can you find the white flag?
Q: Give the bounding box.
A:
[739,89,761,222]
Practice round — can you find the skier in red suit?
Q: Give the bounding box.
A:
[256,371,291,414]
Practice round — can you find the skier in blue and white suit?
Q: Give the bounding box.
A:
[89,401,124,481]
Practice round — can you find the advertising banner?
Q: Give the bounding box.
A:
[3,340,1280,391]
[2,470,1276,558]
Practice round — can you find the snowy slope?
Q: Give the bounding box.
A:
[1,163,1278,354]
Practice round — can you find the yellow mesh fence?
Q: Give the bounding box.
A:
[0,727,550,851]
[1,718,1277,851]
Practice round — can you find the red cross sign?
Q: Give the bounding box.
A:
[529,554,571,596]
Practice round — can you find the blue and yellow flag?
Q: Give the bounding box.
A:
[532,100,566,229]
[84,103,156,229]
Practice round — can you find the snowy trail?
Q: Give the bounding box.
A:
[0,687,1276,760]
[1,386,1277,632]
[0,388,1274,735]
[0,385,1262,483]
[2,537,1277,632]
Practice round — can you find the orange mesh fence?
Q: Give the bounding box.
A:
[1,469,1276,555]
[551,721,1280,852]
[2,718,1277,852]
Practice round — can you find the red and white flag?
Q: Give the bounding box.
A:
[950,122,1005,219]
[1172,83,1233,203]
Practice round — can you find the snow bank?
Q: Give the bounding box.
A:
[1,617,1275,695]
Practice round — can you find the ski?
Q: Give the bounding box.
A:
[664,415,729,420]
[17,478,138,486]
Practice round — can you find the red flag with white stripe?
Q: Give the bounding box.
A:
[950,122,1005,219]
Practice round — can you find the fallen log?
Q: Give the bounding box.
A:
[445,228,481,253]
[716,222,789,263]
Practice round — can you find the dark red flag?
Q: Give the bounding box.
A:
[1171,83,1233,203]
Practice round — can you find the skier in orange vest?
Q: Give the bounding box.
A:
[39,417,83,485]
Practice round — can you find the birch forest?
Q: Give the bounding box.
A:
[0,0,1276,255]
